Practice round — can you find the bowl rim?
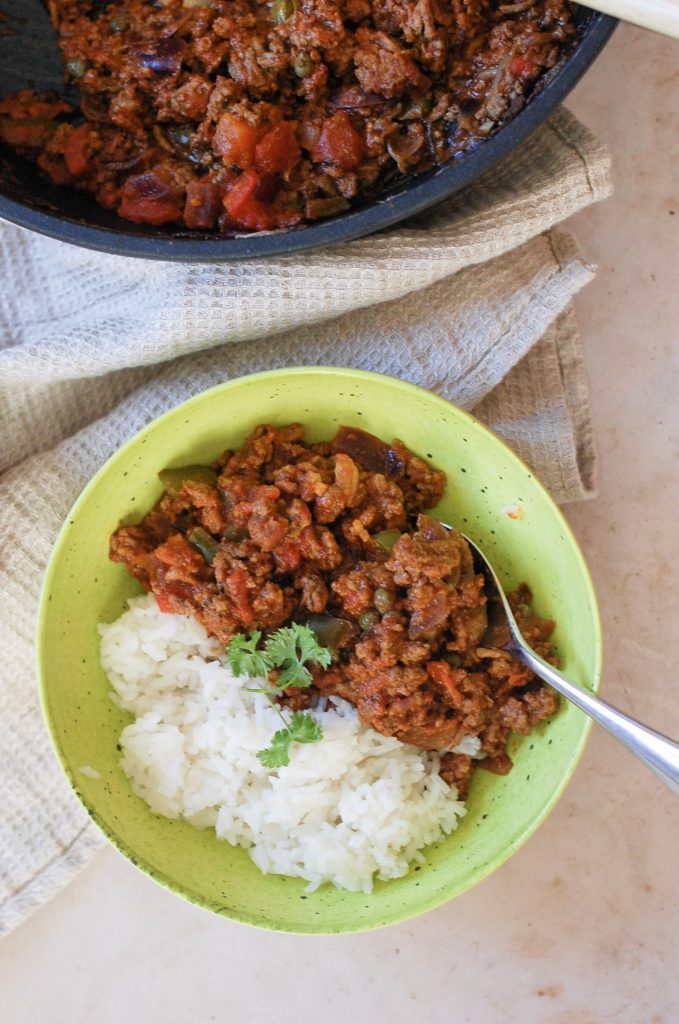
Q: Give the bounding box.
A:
[3,16,616,262]
[36,366,602,932]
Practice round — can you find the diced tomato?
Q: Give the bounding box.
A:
[224,170,271,228]
[223,169,304,232]
[225,566,254,626]
[213,112,259,170]
[154,533,202,569]
[183,180,222,229]
[225,169,274,226]
[117,170,185,225]
[427,661,463,706]
[254,121,301,175]
[154,590,175,614]
[312,111,365,170]
[154,582,196,611]
[509,57,537,79]
[63,122,93,177]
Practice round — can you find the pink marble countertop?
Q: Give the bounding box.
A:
[1,23,678,1024]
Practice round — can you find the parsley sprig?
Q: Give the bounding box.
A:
[258,713,323,769]
[227,630,269,679]
[226,623,331,769]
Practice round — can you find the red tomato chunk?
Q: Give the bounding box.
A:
[254,122,301,176]
[313,112,365,170]
[213,113,259,170]
[118,170,184,226]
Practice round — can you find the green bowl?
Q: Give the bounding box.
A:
[37,367,601,933]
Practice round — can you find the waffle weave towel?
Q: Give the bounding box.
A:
[0,105,610,936]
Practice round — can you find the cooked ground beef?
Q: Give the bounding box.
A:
[110,422,559,797]
[0,0,576,233]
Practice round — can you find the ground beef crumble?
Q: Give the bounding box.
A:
[0,0,576,233]
[110,422,559,797]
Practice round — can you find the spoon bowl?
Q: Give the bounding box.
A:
[424,516,679,797]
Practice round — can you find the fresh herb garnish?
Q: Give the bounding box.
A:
[264,624,332,689]
[226,623,331,768]
[227,630,270,679]
[257,712,323,769]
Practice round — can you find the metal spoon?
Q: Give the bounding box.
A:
[428,518,679,796]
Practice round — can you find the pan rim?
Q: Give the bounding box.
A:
[0,13,616,262]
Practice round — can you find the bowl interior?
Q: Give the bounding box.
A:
[37,368,600,932]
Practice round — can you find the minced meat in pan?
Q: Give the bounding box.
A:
[0,0,576,233]
[110,423,559,798]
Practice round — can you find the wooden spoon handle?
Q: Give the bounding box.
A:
[581,0,679,38]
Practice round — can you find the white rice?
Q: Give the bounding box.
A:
[99,594,471,893]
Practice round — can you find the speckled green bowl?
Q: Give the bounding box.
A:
[37,367,601,933]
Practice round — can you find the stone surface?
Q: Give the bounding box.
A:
[1,23,678,1024]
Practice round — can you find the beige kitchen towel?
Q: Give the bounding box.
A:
[0,105,610,937]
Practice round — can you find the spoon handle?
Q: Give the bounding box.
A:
[514,641,679,797]
[581,0,679,39]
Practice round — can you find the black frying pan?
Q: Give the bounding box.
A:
[0,1,616,262]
